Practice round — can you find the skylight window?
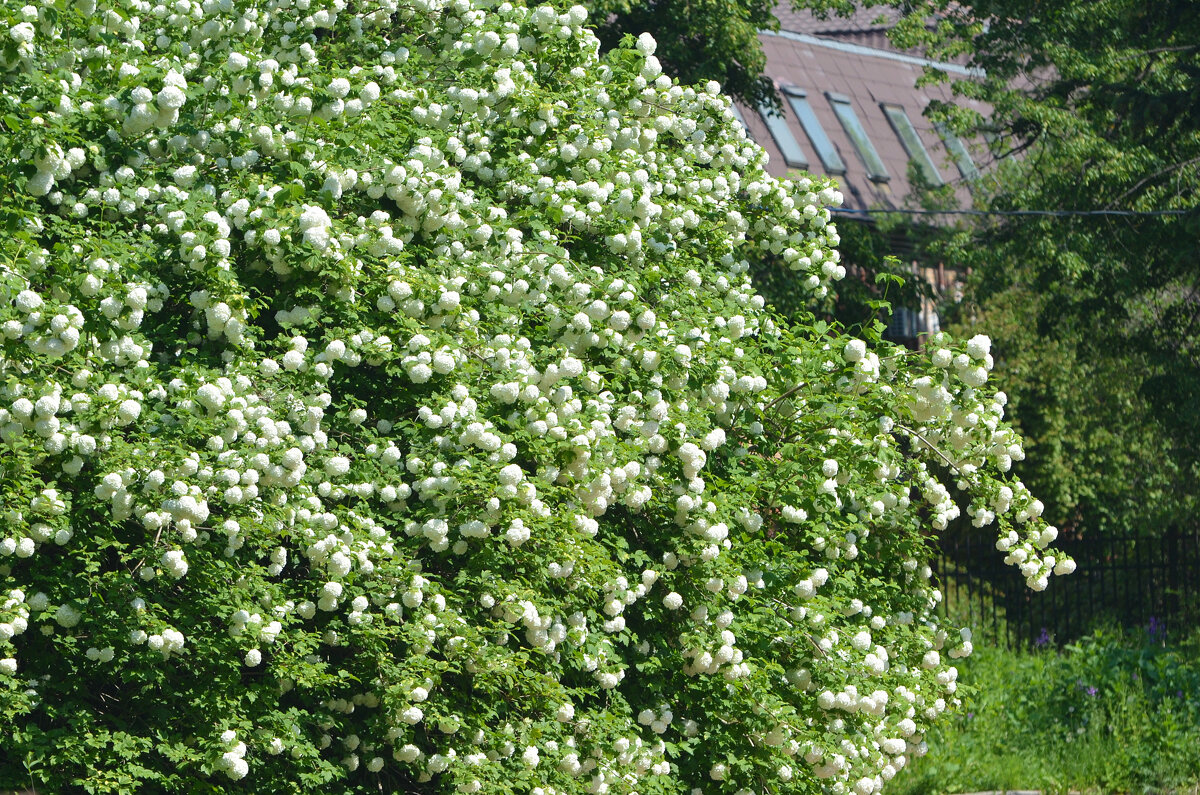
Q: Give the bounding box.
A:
[782,87,845,175]
[827,92,889,183]
[757,100,809,169]
[936,123,980,181]
[881,104,943,187]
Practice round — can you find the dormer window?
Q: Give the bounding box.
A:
[937,123,980,181]
[757,99,809,169]
[882,103,943,186]
[782,86,846,175]
[827,92,890,183]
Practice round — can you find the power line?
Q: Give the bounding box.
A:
[829,207,1194,218]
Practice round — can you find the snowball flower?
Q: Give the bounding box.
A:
[15,290,43,312]
[329,77,352,98]
[161,549,188,579]
[172,165,197,187]
[505,519,530,547]
[498,464,524,486]
[9,22,35,44]
[298,204,334,251]
[224,756,249,780]
[490,382,520,403]
[116,399,142,424]
[56,604,82,628]
[966,334,992,359]
[226,51,249,71]
[157,84,187,110]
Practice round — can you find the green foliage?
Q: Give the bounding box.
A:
[941,276,1192,534]
[891,629,1200,794]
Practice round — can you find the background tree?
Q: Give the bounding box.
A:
[587,0,783,110]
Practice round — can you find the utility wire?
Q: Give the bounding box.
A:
[829,207,1194,218]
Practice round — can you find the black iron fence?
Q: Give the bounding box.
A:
[936,529,1200,648]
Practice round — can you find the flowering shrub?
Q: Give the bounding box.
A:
[0,0,1071,791]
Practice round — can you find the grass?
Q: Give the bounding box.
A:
[888,627,1200,794]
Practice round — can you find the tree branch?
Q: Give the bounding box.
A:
[895,424,963,474]
[1115,44,1199,60]
[1104,155,1200,210]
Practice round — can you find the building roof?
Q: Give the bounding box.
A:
[734,7,990,214]
[774,4,904,52]
[776,3,902,34]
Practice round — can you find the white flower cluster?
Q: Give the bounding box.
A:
[128,624,186,659]
[219,730,250,780]
[0,0,1069,790]
[0,590,30,650]
[2,284,87,358]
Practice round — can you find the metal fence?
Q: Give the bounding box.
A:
[936,529,1200,648]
